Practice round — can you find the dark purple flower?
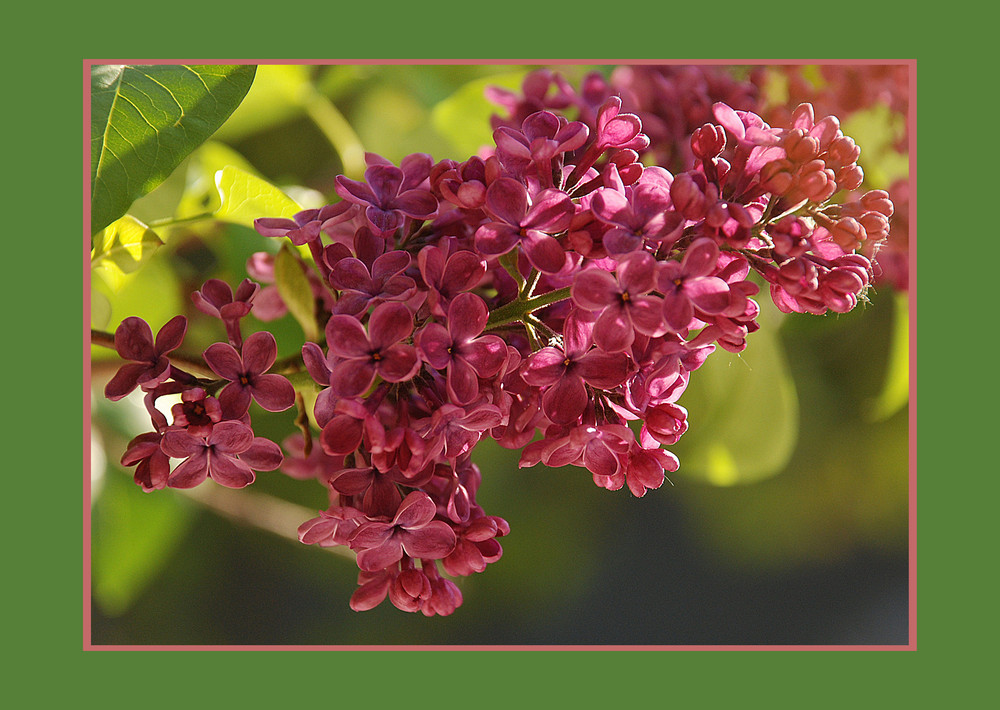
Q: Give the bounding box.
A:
[191,278,260,321]
[203,331,296,416]
[416,292,507,405]
[335,163,438,237]
[571,251,664,352]
[104,315,187,401]
[120,432,171,491]
[348,491,457,572]
[474,177,574,274]
[325,302,420,397]
[160,420,283,489]
[329,248,416,316]
[657,237,731,332]
[417,244,487,318]
[169,387,222,438]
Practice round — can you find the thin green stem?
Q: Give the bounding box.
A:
[299,82,366,180]
[484,286,572,330]
[147,212,216,229]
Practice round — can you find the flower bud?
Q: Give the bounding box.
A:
[691,123,727,160]
[783,128,820,162]
[858,210,890,243]
[825,135,861,167]
[828,216,866,250]
[861,189,894,218]
[836,164,865,191]
[760,159,796,196]
[669,172,708,220]
[797,160,838,203]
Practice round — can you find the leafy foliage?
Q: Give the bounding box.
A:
[90,65,256,235]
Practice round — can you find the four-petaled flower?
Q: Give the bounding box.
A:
[521,311,633,425]
[160,421,283,489]
[571,251,665,352]
[348,491,458,572]
[416,292,508,405]
[656,237,732,332]
[105,315,187,401]
[474,177,574,274]
[325,302,421,397]
[203,331,296,417]
[335,163,438,237]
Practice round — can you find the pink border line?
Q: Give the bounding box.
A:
[84,58,917,652]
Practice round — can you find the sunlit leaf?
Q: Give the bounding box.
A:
[867,291,910,421]
[91,215,164,291]
[274,243,319,342]
[92,468,193,616]
[214,165,302,228]
[673,302,799,486]
[91,64,256,235]
[173,141,260,220]
[430,72,527,157]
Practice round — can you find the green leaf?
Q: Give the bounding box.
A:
[90,215,164,291]
[213,165,302,227]
[867,291,910,421]
[274,243,319,342]
[673,302,799,486]
[91,64,256,235]
[92,469,193,617]
[430,71,527,156]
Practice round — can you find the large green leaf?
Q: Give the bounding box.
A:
[91,64,256,235]
[672,300,799,486]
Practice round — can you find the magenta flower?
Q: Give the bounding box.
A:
[657,237,731,332]
[254,203,353,246]
[203,331,295,417]
[348,491,458,572]
[325,302,421,397]
[493,110,589,173]
[104,315,187,401]
[416,292,508,405]
[160,421,283,489]
[474,177,574,274]
[335,163,438,236]
[521,311,633,424]
[590,184,681,255]
[571,251,664,352]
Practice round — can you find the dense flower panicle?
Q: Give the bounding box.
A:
[102,66,899,616]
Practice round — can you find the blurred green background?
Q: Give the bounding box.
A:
[89,64,909,645]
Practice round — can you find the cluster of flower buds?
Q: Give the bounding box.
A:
[100,67,893,617]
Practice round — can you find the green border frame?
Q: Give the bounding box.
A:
[14,0,979,704]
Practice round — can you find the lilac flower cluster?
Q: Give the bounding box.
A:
[100,67,894,617]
